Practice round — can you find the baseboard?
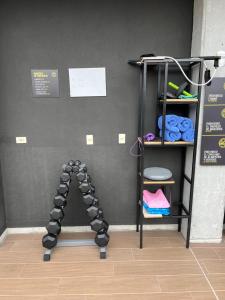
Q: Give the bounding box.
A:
[0,228,8,244]
[190,238,222,244]
[6,224,177,234]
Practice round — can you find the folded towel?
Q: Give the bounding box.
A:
[160,130,181,142]
[143,189,170,208]
[181,128,194,142]
[178,117,193,132]
[158,115,180,133]
[143,202,170,215]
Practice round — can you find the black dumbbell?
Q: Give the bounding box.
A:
[90,218,109,232]
[79,182,92,194]
[76,171,87,182]
[42,234,57,249]
[57,183,69,195]
[60,172,71,183]
[50,207,64,221]
[79,163,87,171]
[62,164,73,174]
[86,206,103,219]
[72,165,79,174]
[68,160,76,166]
[95,231,109,247]
[75,160,81,166]
[46,220,61,235]
[82,194,98,206]
[54,195,67,207]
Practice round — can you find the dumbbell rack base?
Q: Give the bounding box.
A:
[43,239,107,261]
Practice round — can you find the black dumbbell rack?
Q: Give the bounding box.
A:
[42,160,109,261]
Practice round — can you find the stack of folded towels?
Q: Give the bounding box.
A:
[158,114,194,142]
[143,189,170,215]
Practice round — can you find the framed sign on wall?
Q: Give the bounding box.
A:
[31,69,59,97]
[200,77,225,165]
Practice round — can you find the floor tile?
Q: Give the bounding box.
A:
[216,291,225,299]
[114,260,201,276]
[0,241,15,251]
[0,252,43,263]
[157,275,210,292]
[5,234,40,241]
[201,259,225,274]
[191,248,219,259]
[133,247,194,261]
[0,264,24,278]
[110,293,192,300]
[207,274,225,290]
[8,240,42,252]
[191,243,225,248]
[190,291,217,299]
[59,276,160,294]
[0,297,85,300]
[213,248,225,259]
[21,262,114,277]
[53,247,133,262]
[0,278,60,295]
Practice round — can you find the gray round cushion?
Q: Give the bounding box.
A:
[144,167,172,181]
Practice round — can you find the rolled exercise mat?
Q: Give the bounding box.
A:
[160,129,181,142]
[181,128,194,142]
[158,115,180,133]
[178,117,193,132]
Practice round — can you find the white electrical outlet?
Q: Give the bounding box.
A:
[86,134,94,145]
[118,133,126,144]
[16,137,27,144]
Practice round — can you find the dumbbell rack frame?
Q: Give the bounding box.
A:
[43,240,106,261]
[42,161,109,261]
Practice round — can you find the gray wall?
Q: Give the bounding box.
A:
[0,0,193,227]
[188,0,225,241]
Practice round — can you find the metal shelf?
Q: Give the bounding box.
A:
[159,99,198,104]
[143,178,175,185]
[143,203,189,219]
[129,57,206,249]
[144,140,194,147]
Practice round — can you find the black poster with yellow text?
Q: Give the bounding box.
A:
[201,77,225,165]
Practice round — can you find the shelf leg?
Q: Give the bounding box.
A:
[140,222,143,249]
[136,201,140,232]
[186,217,191,248]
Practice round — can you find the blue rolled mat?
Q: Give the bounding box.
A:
[158,115,180,133]
[160,130,181,142]
[178,117,193,132]
[181,128,194,142]
[143,202,170,215]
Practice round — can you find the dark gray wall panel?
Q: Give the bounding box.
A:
[0,0,193,227]
[0,159,6,234]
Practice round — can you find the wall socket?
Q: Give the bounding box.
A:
[86,134,94,145]
[118,133,126,144]
[16,137,27,144]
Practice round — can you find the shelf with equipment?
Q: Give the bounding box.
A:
[159,99,198,104]
[144,140,194,147]
[129,56,219,249]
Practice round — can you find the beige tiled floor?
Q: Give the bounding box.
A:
[0,230,224,299]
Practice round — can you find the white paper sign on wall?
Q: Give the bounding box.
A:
[69,67,106,97]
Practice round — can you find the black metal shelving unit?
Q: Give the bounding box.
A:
[128,56,220,249]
